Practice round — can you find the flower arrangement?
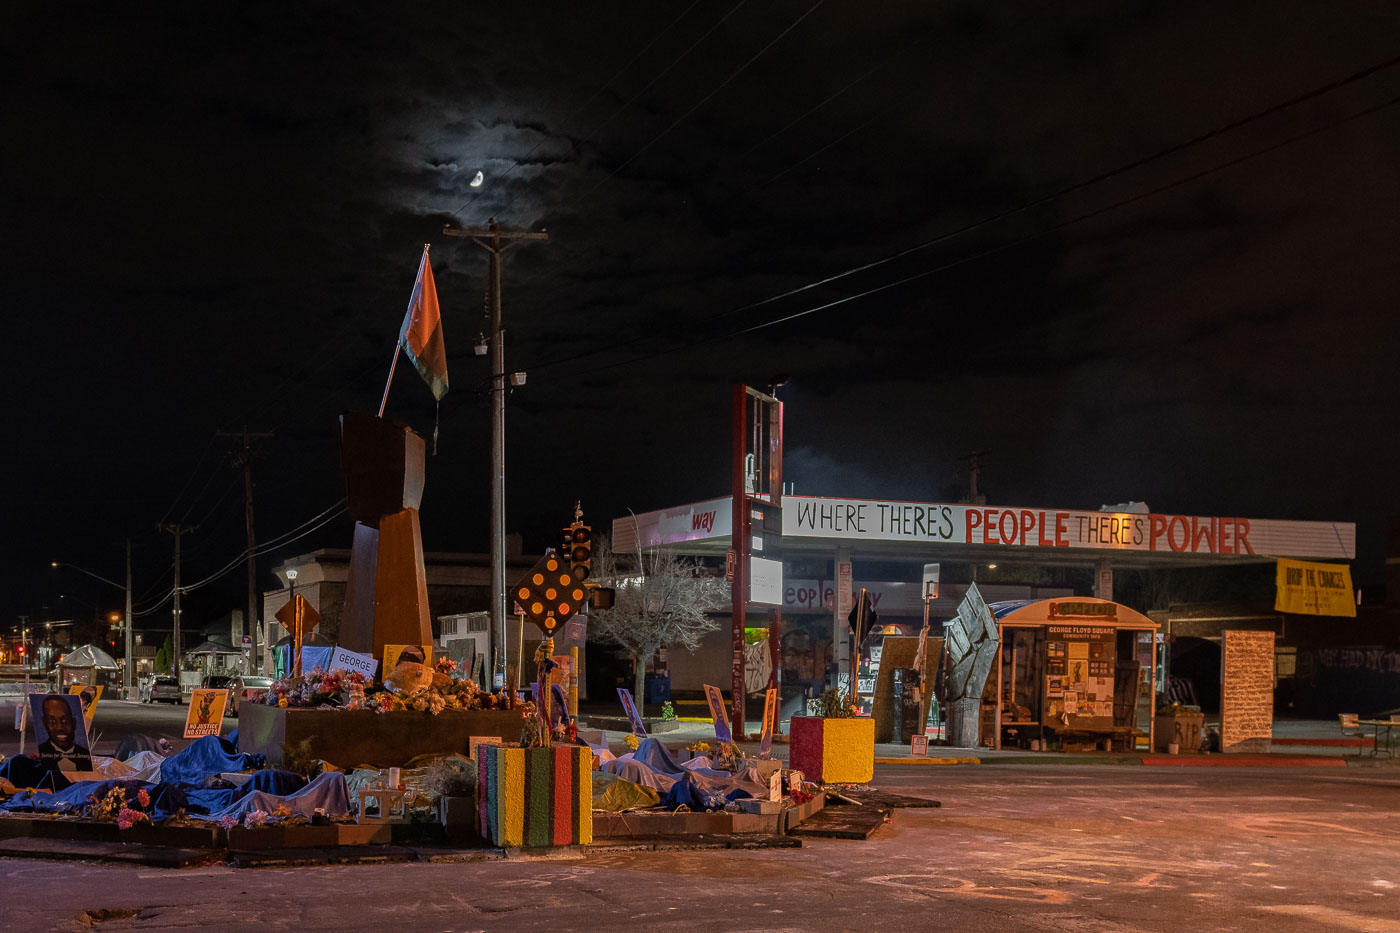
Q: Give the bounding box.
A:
[807,687,858,718]
[243,809,269,829]
[261,665,522,716]
[435,657,458,676]
[90,786,155,828]
[116,808,150,830]
[623,734,640,751]
[711,742,741,770]
[685,740,712,755]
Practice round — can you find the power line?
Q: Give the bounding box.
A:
[133,498,348,616]
[576,0,827,205]
[546,91,1400,380]
[157,431,217,525]
[516,53,1400,378]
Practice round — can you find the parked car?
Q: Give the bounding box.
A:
[200,675,235,714]
[143,675,182,704]
[229,675,274,715]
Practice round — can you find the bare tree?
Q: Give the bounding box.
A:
[587,533,728,717]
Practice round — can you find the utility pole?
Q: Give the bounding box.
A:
[961,450,991,506]
[218,427,273,674]
[442,219,548,688]
[159,523,194,678]
[124,539,133,696]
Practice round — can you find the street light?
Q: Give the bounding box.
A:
[51,541,134,696]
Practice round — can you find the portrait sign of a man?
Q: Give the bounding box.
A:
[30,693,93,774]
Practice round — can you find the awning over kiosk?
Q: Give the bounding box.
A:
[992,597,1158,631]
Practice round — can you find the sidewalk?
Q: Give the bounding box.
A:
[580,715,1399,770]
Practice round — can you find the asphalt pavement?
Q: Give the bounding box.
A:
[2,762,1398,932]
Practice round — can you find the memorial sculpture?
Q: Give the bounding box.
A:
[338,411,434,664]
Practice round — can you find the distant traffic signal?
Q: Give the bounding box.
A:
[569,523,592,581]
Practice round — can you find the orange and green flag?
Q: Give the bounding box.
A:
[398,246,448,399]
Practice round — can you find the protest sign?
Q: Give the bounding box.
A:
[185,688,228,738]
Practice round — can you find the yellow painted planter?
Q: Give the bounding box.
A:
[789,716,875,784]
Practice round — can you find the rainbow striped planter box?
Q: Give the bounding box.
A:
[789,716,875,784]
[478,745,592,847]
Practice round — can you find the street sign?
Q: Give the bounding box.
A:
[241,635,252,652]
[725,548,736,581]
[923,562,941,600]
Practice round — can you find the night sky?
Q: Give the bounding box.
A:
[5,3,1398,637]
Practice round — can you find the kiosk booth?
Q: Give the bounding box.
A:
[991,597,1158,752]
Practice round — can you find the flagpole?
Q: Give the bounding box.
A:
[378,347,400,418]
[378,244,430,418]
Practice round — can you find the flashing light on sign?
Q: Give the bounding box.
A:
[512,549,590,632]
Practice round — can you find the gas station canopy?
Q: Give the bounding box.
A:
[614,494,1355,569]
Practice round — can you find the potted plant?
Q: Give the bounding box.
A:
[789,688,875,784]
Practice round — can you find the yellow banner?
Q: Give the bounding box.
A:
[1274,558,1355,617]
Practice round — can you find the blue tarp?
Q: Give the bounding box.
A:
[190,771,349,822]
[182,770,306,816]
[600,738,764,811]
[0,779,190,821]
[159,735,257,786]
[0,755,64,792]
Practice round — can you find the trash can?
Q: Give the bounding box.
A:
[644,672,670,706]
[891,668,923,744]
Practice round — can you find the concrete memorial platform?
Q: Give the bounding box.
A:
[238,703,524,768]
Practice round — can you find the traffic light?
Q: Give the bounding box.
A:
[561,526,573,564]
[513,552,588,634]
[568,523,591,582]
[17,645,25,657]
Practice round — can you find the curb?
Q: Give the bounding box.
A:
[873,753,1388,768]
[1139,755,1348,768]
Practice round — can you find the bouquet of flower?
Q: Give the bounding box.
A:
[90,786,154,827]
[435,657,458,676]
[711,742,741,771]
